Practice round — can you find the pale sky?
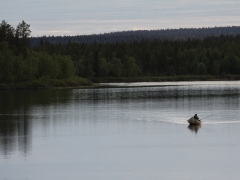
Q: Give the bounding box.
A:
[1,0,240,37]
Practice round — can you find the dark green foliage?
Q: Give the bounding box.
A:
[0,21,15,48]
[33,34,240,78]
[98,58,109,77]
[16,20,31,54]
[1,20,240,88]
[122,56,140,77]
[0,21,81,87]
[0,20,31,54]
[0,42,76,85]
[197,62,207,75]
[222,54,240,74]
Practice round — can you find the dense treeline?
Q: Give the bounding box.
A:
[35,34,240,78]
[0,20,91,88]
[0,20,31,54]
[0,42,75,82]
[30,26,240,45]
[1,20,240,88]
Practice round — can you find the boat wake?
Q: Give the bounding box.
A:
[203,120,240,124]
[146,118,240,125]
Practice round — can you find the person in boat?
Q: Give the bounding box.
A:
[193,114,199,120]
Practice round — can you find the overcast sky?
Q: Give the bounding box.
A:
[1,0,240,37]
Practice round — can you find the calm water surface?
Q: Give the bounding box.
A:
[1,81,240,180]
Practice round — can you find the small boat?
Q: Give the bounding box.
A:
[187,117,202,125]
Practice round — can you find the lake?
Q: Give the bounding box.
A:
[1,81,240,180]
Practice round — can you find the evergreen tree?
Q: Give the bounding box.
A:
[16,20,31,53]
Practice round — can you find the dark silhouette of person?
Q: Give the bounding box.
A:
[194,114,199,120]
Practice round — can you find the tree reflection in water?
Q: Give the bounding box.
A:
[0,114,32,156]
[0,89,73,156]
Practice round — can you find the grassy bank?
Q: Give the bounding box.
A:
[0,76,93,90]
[91,74,240,83]
[1,74,240,90]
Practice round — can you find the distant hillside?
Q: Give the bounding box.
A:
[30,26,240,46]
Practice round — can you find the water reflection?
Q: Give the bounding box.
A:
[0,90,73,156]
[0,82,240,156]
[73,83,240,101]
[188,124,202,134]
[0,114,32,156]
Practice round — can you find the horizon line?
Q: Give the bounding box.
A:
[30,25,240,38]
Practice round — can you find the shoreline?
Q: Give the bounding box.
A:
[1,75,240,90]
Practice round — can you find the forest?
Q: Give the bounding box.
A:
[30,26,240,45]
[0,20,91,88]
[1,20,240,88]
